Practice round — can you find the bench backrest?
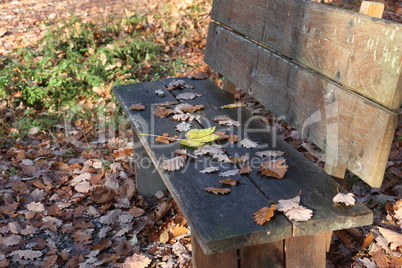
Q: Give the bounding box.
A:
[205,0,401,187]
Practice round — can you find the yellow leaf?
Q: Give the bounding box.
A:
[253,205,277,225]
[179,127,219,147]
[221,102,247,109]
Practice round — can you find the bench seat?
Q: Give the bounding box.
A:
[113,77,373,255]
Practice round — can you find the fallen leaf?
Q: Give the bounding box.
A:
[219,178,239,186]
[219,169,239,177]
[370,250,390,268]
[212,154,233,163]
[239,164,252,174]
[194,144,225,156]
[199,166,220,173]
[154,106,173,118]
[230,155,249,163]
[187,71,208,80]
[26,202,45,212]
[167,79,194,90]
[121,253,152,268]
[259,159,288,179]
[277,195,300,212]
[240,138,258,148]
[155,133,178,144]
[74,181,93,193]
[284,205,313,221]
[378,227,402,250]
[162,155,187,171]
[0,234,21,247]
[10,250,42,260]
[28,127,40,135]
[179,127,219,147]
[174,149,197,159]
[333,192,355,206]
[155,89,165,96]
[179,104,204,113]
[175,122,192,132]
[221,102,247,109]
[173,113,201,122]
[112,148,133,158]
[228,134,239,144]
[204,187,231,195]
[253,205,277,225]
[218,120,240,127]
[255,150,286,158]
[176,92,202,100]
[129,103,145,110]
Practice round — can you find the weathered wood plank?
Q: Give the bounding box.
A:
[192,234,238,268]
[239,241,284,267]
[285,232,328,267]
[162,77,373,237]
[205,23,398,187]
[114,81,293,254]
[210,0,402,110]
[359,1,385,18]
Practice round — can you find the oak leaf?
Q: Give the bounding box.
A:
[259,159,288,179]
[167,79,194,90]
[187,71,208,80]
[378,227,402,250]
[162,155,187,171]
[10,249,42,260]
[175,122,192,132]
[205,187,231,195]
[253,205,277,225]
[284,205,313,222]
[255,150,286,158]
[154,106,173,118]
[333,192,355,206]
[173,113,201,122]
[239,164,252,174]
[277,195,301,212]
[194,144,224,156]
[121,253,152,268]
[240,138,258,148]
[221,102,247,109]
[219,178,239,186]
[218,120,240,127]
[212,154,233,163]
[228,134,239,144]
[230,155,249,163]
[219,169,239,177]
[155,133,178,144]
[26,202,45,212]
[176,92,202,100]
[199,166,220,173]
[129,103,145,110]
[178,104,204,113]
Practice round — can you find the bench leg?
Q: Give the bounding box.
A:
[191,231,331,268]
[133,132,167,196]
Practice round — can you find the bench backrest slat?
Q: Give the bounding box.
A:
[205,1,401,187]
[210,0,402,110]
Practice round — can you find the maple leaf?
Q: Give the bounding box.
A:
[155,133,178,144]
[259,159,288,179]
[154,106,173,118]
[129,103,145,110]
[219,178,239,186]
[277,195,301,212]
[204,187,231,195]
[284,205,313,221]
[253,205,277,225]
[255,150,286,158]
[176,92,202,100]
[239,164,252,174]
[162,155,187,171]
[221,102,247,109]
[175,122,192,132]
[333,192,355,206]
[240,138,258,148]
[219,169,239,177]
[199,166,220,173]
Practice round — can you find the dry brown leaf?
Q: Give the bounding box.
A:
[154,106,173,118]
[121,253,152,268]
[155,133,178,144]
[221,102,247,109]
[378,227,402,250]
[219,169,239,177]
[10,249,42,260]
[219,178,239,186]
[361,232,375,250]
[230,155,249,164]
[175,122,192,132]
[112,148,133,159]
[255,150,286,158]
[199,166,220,173]
[239,164,252,174]
[179,104,204,113]
[240,138,258,148]
[204,187,231,195]
[370,250,390,268]
[152,201,172,221]
[284,205,313,222]
[228,134,239,144]
[171,224,190,238]
[26,202,45,212]
[129,103,145,110]
[162,155,187,171]
[167,79,194,90]
[253,205,277,225]
[333,192,355,206]
[218,119,240,127]
[277,195,300,212]
[187,71,208,80]
[50,161,70,172]
[259,159,288,179]
[176,92,202,100]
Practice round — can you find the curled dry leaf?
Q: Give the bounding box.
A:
[221,102,247,109]
[219,169,239,177]
[240,138,258,148]
[155,133,178,144]
[199,166,220,173]
[219,178,239,186]
[187,71,208,80]
[253,205,277,225]
[176,92,202,100]
[228,134,240,144]
[162,155,187,171]
[173,113,201,122]
[259,159,288,179]
[194,144,224,156]
[204,187,231,195]
[212,154,233,163]
[277,195,300,212]
[175,122,192,132]
[129,103,145,110]
[377,227,402,250]
[284,205,313,222]
[154,106,173,118]
[179,104,204,113]
[239,164,252,174]
[167,79,194,90]
[230,155,249,163]
[333,192,355,206]
[255,150,286,158]
[218,120,240,127]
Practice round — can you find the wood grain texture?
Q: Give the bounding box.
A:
[192,234,238,268]
[239,241,284,267]
[285,232,327,267]
[359,1,385,18]
[210,0,402,110]
[205,23,398,187]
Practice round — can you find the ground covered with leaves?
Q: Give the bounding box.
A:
[0,0,401,267]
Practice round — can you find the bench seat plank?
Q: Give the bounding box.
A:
[114,78,372,254]
[211,0,402,110]
[205,22,398,187]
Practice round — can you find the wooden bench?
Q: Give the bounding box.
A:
[114,0,401,267]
